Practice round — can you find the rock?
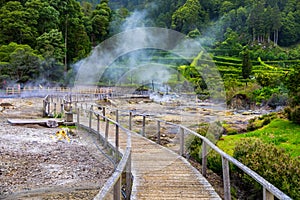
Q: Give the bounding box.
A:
[46,120,59,128]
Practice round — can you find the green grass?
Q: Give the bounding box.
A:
[218,118,300,158]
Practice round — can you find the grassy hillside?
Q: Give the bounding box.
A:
[218,118,300,158]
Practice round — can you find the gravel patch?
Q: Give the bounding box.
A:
[0,98,114,199]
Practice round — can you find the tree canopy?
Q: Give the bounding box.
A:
[1,0,300,87]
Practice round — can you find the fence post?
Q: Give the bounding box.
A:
[115,110,119,162]
[126,150,132,200]
[97,114,100,134]
[222,156,231,200]
[179,127,184,156]
[89,105,93,131]
[102,107,106,121]
[77,108,80,125]
[54,103,56,116]
[47,102,50,116]
[129,111,132,131]
[202,142,207,177]
[157,121,161,145]
[104,118,109,148]
[263,188,274,200]
[43,100,46,117]
[142,115,146,136]
[60,103,64,114]
[114,177,121,200]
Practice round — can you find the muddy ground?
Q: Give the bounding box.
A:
[0,98,114,199]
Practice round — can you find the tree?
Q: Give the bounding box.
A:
[171,0,208,34]
[36,29,65,64]
[285,66,300,106]
[109,7,130,35]
[90,0,112,45]
[8,44,42,83]
[38,6,60,34]
[270,5,282,45]
[0,1,36,45]
[247,2,266,43]
[215,28,243,56]
[49,0,91,67]
[279,12,298,46]
[242,48,252,81]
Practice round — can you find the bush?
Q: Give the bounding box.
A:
[233,138,300,199]
[247,113,275,131]
[291,106,300,124]
[285,106,300,125]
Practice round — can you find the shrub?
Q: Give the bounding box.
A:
[233,138,300,199]
[247,114,275,131]
[291,106,300,124]
[285,106,300,125]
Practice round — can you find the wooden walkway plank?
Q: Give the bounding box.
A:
[78,113,221,199]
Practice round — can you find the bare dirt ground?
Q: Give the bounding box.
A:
[0,98,114,200]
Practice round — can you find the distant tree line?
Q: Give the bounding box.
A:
[110,0,300,47]
[1,0,300,87]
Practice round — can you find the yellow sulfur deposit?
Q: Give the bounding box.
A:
[51,129,70,142]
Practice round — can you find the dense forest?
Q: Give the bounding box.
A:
[0,0,300,106]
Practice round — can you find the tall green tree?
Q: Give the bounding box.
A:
[90,0,112,45]
[279,12,298,46]
[6,43,42,83]
[270,5,282,45]
[49,0,91,67]
[171,0,208,34]
[0,1,36,44]
[247,2,266,43]
[241,48,252,81]
[36,29,65,64]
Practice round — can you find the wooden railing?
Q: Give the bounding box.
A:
[76,105,132,200]
[99,106,292,200]
[42,94,292,200]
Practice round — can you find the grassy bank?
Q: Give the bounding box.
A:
[218,118,300,158]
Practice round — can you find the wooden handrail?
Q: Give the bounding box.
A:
[110,107,292,200]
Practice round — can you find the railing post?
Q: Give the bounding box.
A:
[222,156,231,200]
[77,108,80,125]
[104,118,109,148]
[97,114,100,134]
[43,100,46,117]
[157,121,161,145]
[102,107,106,121]
[263,188,274,200]
[54,103,56,116]
[60,103,64,114]
[179,127,184,156]
[142,115,146,136]
[114,176,121,200]
[126,150,132,200]
[202,142,207,177]
[129,111,132,131]
[115,110,119,162]
[89,105,93,131]
[47,102,50,115]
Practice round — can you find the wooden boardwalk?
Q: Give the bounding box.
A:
[127,134,221,199]
[88,117,221,199]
